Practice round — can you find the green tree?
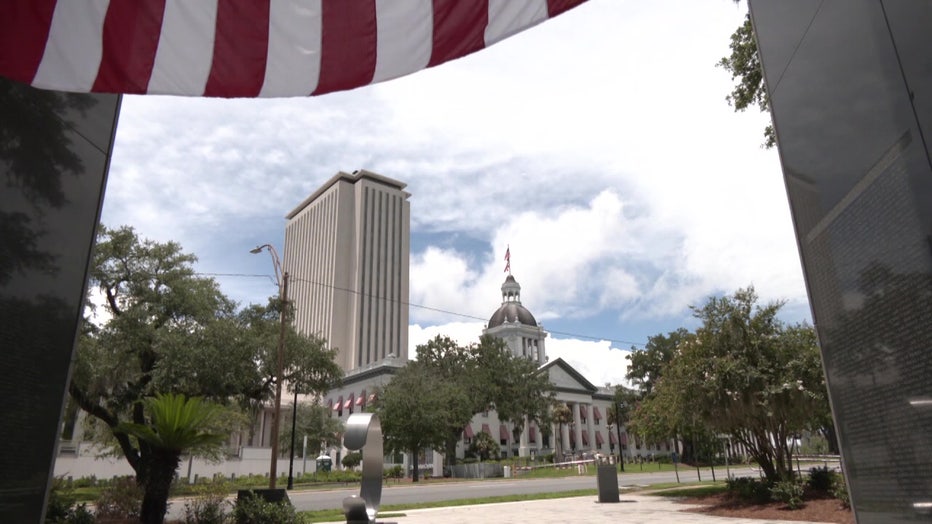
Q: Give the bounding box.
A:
[341,451,362,470]
[70,226,343,514]
[117,393,225,524]
[278,402,344,460]
[644,287,828,482]
[377,361,461,482]
[718,4,774,148]
[606,386,638,464]
[626,328,690,395]
[412,335,554,467]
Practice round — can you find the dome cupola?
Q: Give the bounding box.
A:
[488,275,538,328]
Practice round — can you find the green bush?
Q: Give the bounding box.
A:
[94,476,142,521]
[770,480,805,509]
[45,478,95,524]
[726,476,772,503]
[71,476,97,489]
[542,453,555,464]
[342,451,362,469]
[807,466,834,492]
[832,474,850,509]
[232,493,298,524]
[183,481,232,524]
[383,465,404,479]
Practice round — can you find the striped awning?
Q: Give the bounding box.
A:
[481,424,491,436]
[579,405,587,421]
[356,390,366,406]
[595,431,604,445]
[499,424,509,441]
[581,430,589,446]
[333,395,342,411]
[464,424,475,439]
[529,426,537,443]
[1,0,587,98]
[592,406,602,420]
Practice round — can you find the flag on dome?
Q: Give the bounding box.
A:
[504,245,511,273]
[0,0,587,98]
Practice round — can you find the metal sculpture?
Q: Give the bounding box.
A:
[342,413,383,524]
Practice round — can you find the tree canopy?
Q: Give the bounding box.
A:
[630,287,829,482]
[376,335,554,474]
[718,4,774,148]
[71,225,343,519]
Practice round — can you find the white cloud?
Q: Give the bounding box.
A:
[100,0,810,349]
[547,338,633,389]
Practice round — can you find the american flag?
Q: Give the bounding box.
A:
[0,0,586,98]
[504,245,510,273]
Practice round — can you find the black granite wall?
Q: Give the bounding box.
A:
[0,78,120,522]
[750,1,932,521]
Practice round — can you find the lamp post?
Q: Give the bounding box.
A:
[250,244,290,490]
[613,400,625,472]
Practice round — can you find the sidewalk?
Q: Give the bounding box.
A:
[321,493,830,524]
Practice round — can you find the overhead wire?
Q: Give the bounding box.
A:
[197,271,647,348]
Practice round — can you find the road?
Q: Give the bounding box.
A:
[286,465,760,513]
[166,465,761,519]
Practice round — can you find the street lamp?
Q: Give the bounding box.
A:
[612,399,625,472]
[250,244,290,490]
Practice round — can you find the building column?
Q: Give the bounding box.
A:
[572,402,582,457]
[433,451,444,478]
[519,418,529,457]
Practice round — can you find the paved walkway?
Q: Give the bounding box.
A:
[321,494,829,524]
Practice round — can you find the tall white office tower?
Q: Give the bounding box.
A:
[283,170,410,372]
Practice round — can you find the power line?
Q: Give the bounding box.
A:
[199,271,647,348]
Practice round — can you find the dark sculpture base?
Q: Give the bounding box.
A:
[596,464,620,503]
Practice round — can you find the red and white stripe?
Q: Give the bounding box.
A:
[0,0,586,98]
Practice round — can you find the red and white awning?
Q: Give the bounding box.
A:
[0,0,586,98]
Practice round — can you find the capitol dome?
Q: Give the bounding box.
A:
[487,275,538,328]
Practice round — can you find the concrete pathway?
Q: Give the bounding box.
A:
[320,494,831,524]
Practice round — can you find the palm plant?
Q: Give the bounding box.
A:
[117,393,226,524]
[551,403,573,462]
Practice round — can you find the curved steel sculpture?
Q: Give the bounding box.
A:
[342,413,383,524]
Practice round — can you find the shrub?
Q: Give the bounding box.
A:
[183,481,232,524]
[807,466,834,492]
[770,480,805,509]
[383,465,404,479]
[726,476,772,503]
[832,474,851,509]
[94,476,143,522]
[71,476,96,489]
[45,478,95,524]
[232,493,298,524]
[342,451,363,469]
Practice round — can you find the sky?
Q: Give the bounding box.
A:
[99,0,811,388]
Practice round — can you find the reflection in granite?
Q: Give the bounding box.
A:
[751,0,932,521]
[0,77,120,522]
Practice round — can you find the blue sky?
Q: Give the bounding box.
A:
[98,0,810,387]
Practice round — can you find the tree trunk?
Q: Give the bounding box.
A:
[139,448,181,524]
[411,447,420,482]
[445,431,459,469]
